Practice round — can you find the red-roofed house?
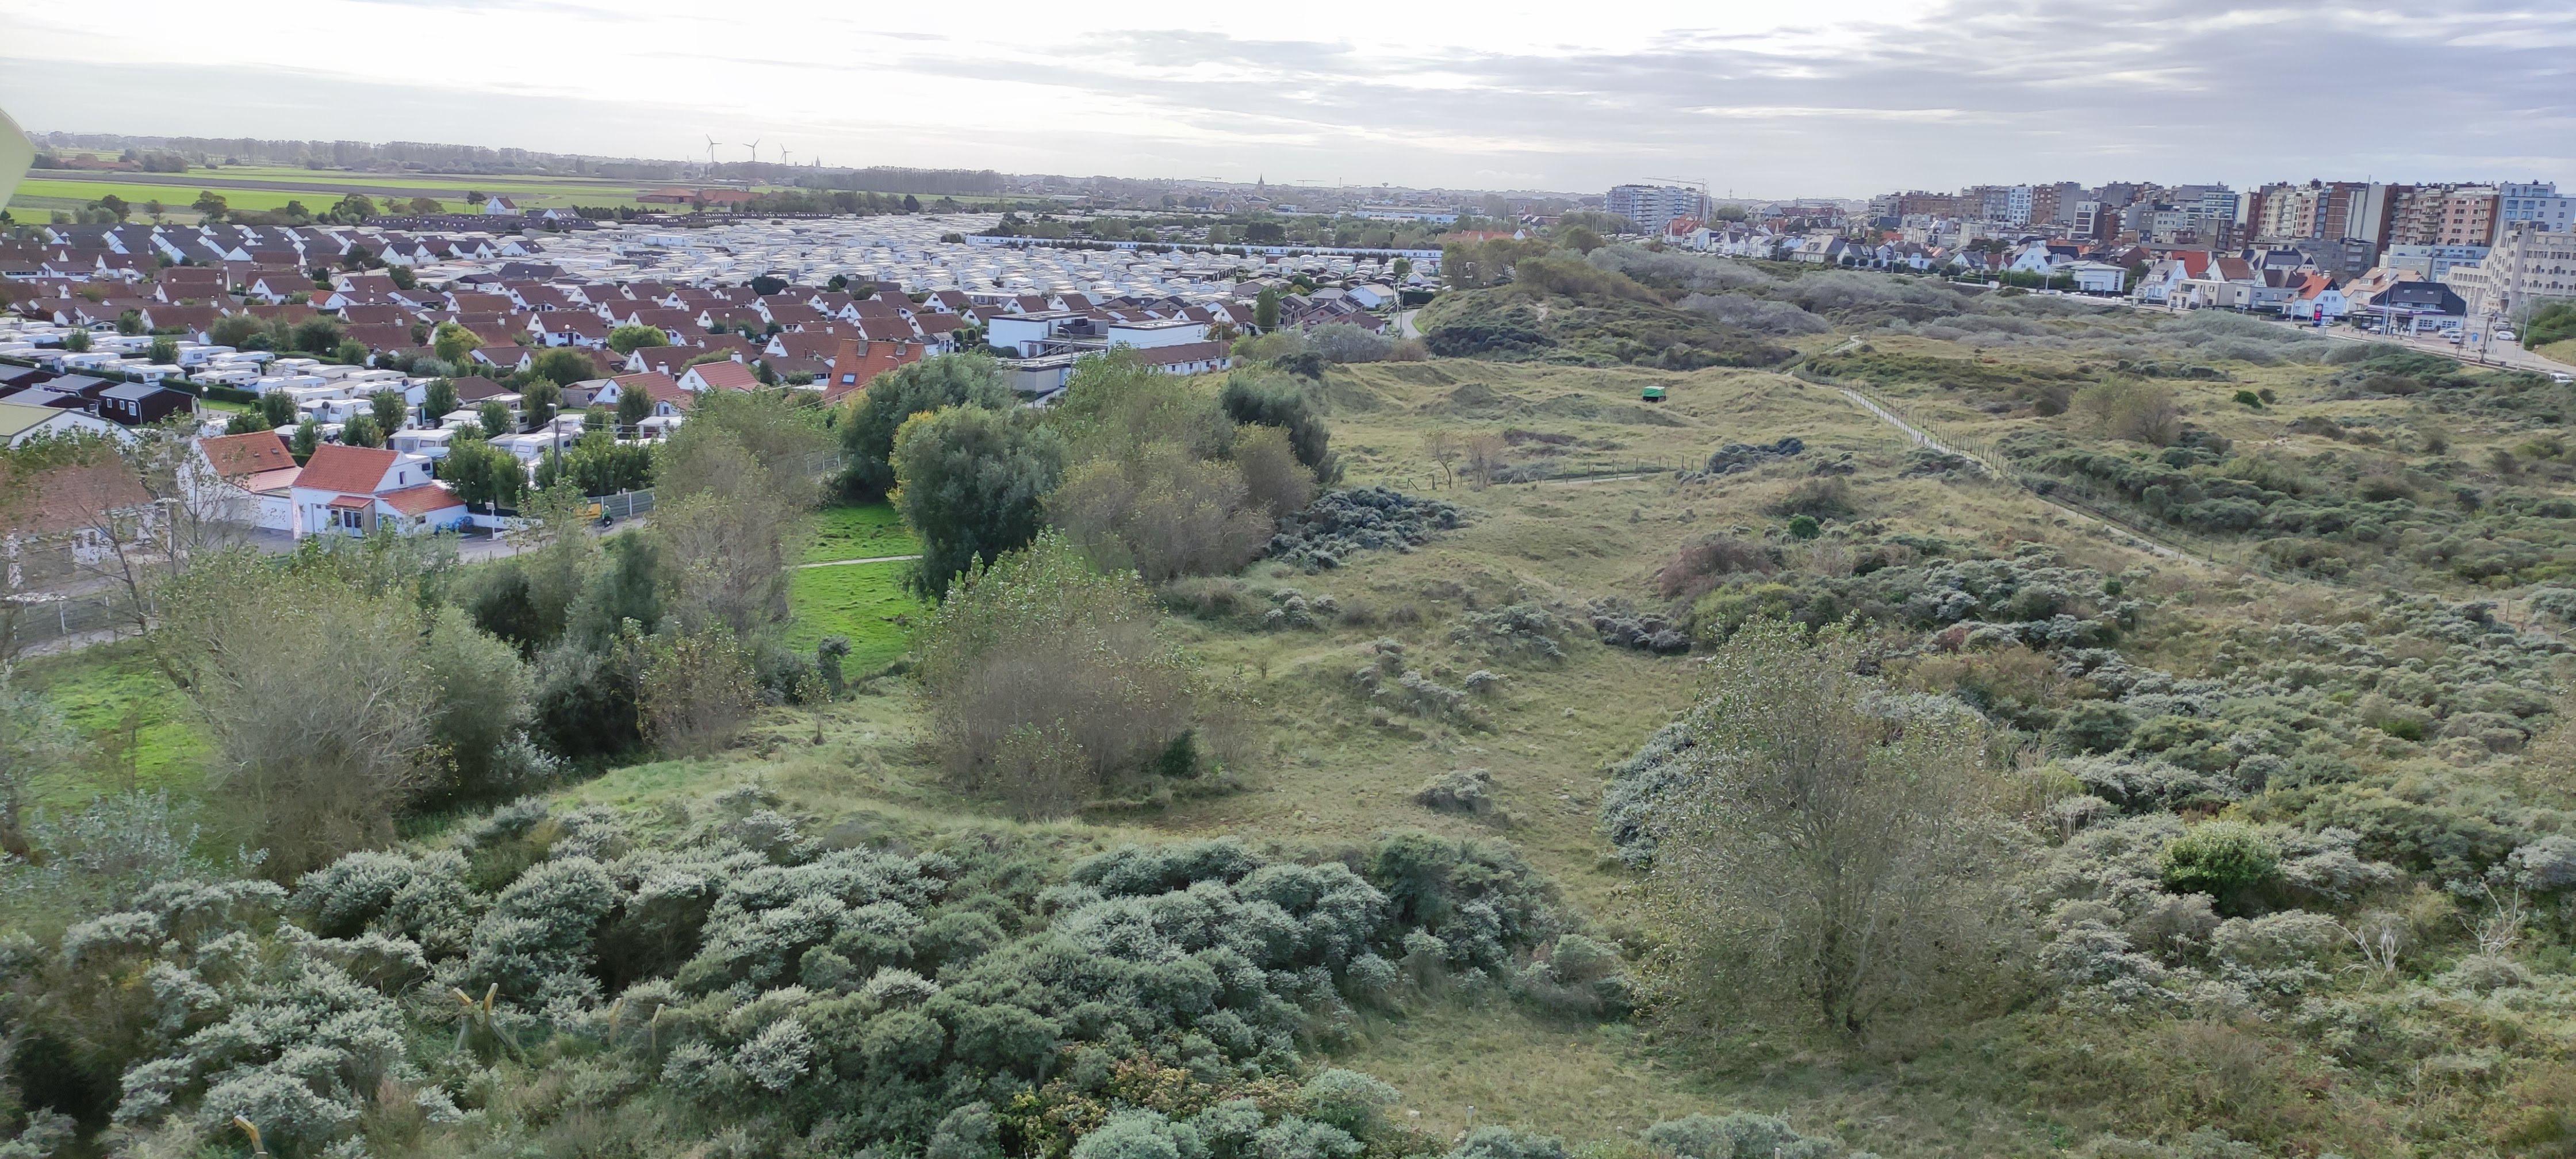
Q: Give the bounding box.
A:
[821,339,925,402]
[189,428,302,532]
[678,359,761,393]
[289,443,463,538]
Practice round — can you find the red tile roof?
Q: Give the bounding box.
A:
[199,429,296,478]
[378,482,463,517]
[296,443,398,494]
[685,359,760,392]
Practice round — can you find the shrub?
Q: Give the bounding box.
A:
[2159,821,2280,905]
[2072,381,2182,446]
[915,532,1198,815]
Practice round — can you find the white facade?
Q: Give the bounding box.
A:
[1605,185,1706,231]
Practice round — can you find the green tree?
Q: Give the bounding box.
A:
[528,347,595,387]
[434,320,482,364]
[422,378,459,424]
[331,193,377,222]
[116,310,145,336]
[62,329,89,353]
[1254,286,1281,329]
[333,339,370,367]
[387,265,416,291]
[521,380,562,431]
[615,382,653,428]
[94,193,129,221]
[608,324,669,355]
[209,313,265,349]
[258,390,296,430]
[290,418,321,462]
[1218,371,1335,479]
[191,190,228,220]
[442,436,527,508]
[406,196,444,214]
[146,336,181,366]
[1646,620,2025,1038]
[479,399,517,437]
[1390,257,1412,282]
[838,353,1013,496]
[292,316,346,354]
[891,404,1065,598]
[339,413,382,448]
[371,390,408,434]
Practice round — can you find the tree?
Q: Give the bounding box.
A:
[1254,286,1282,330]
[152,548,440,877]
[146,336,180,366]
[334,339,370,367]
[422,378,459,424]
[838,353,1013,496]
[521,379,562,432]
[407,196,444,214]
[191,190,228,220]
[387,264,416,291]
[615,382,653,428]
[292,316,346,354]
[94,193,129,221]
[915,531,1196,816]
[371,389,408,434]
[290,418,320,462]
[0,670,78,859]
[1423,429,1460,489]
[208,313,266,350]
[1218,372,1335,480]
[62,329,89,353]
[1645,620,2023,1038]
[258,390,296,431]
[638,627,758,755]
[1234,423,1315,518]
[340,413,382,448]
[903,194,921,212]
[479,399,517,437]
[116,310,145,336]
[654,390,832,635]
[529,347,596,388]
[1048,442,1272,581]
[434,320,482,364]
[330,193,377,222]
[608,324,668,355]
[1390,257,1413,282]
[443,437,526,508]
[891,404,1065,598]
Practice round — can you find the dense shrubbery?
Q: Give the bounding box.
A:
[1267,488,1462,570]
[3,790,1663,1159]
[1416,284,1791,370]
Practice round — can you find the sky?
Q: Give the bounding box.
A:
[2,0,2570,198]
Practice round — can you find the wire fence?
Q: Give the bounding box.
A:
[3,593,147,654]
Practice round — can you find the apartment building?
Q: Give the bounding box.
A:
[2444,222,2576,320]
[2499,182,2573,232]
[2437,186,2501,247]
[1605,184,1707,231]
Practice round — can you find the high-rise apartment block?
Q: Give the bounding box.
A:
[1605,184,1708,230]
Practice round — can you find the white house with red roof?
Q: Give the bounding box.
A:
[188,428,302,533]
[288,443,466,538]
[677,359,761,393]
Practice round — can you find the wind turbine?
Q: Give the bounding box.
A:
[743,138,761,166]
[779,144,793,166]
[703,135,723,171]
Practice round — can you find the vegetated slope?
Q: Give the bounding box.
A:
[24,267,2576,1159]
[1416,283,1792,371]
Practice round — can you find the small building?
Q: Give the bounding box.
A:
[289,443,457,538]
[96,383,197,427]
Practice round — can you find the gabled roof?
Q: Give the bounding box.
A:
[378,482,463,516]
[296,443,399,494]
[684,359,760,392]
[200,429,297,478]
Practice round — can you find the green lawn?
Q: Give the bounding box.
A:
[17,641,211,807]
[803,502,919,563]
[785,562,925,673]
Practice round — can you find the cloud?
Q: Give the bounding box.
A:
[0,0,2566,193]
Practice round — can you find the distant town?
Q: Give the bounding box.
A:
[3,129,2571,581]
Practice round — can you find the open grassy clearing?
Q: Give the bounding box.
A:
[16,640,211,807]
[783,560,925,670]
[803,500,919,562]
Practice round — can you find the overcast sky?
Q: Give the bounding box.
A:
[2,0,2569,197]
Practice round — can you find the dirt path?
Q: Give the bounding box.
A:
[1827,383,2215,569]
